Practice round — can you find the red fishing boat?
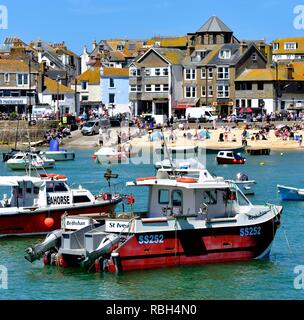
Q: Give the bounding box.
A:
[0,173,121,237]
[216,151,246,165]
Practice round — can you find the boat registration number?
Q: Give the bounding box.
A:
[240,227,261,237]
[138,234,164,245]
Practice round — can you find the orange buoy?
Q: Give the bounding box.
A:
[40,173,66,180]
[176,177,198,183]
[136,176,157,182]
[44,217,54,228]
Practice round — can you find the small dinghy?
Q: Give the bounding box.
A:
[277,185,304,201]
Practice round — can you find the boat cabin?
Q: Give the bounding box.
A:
[128,169,252,220]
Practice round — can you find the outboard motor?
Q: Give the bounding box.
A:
[24,230,63,263]
[236,173,248,182]
[80,233,121,269]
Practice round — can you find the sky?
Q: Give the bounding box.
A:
[0,0,304,54]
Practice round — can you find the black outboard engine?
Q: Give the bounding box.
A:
[24,230,63,263]
[236,173,248,182]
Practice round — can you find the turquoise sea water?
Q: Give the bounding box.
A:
[1,147,304,300]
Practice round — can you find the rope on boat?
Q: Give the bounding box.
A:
[282,226,293,256]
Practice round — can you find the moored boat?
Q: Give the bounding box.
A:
[0,173,122,237]
[216,151,246,165]
[6,152,55,170]
[25,166,282,272]
[277,184,304,201]
[231,173,256,195]
[39,138,75,161]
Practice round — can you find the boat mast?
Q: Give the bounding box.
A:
[14,118,20,150]
[161,128,176,177]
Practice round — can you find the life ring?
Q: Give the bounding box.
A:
[124,195,135,205]
[28,120,37,126]
[176,177,198,183]
[40,173,67,180]
[136,176,157,182]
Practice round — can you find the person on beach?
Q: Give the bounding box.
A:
[299,135,303,147]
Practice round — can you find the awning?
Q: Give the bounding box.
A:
[175,105,192,109]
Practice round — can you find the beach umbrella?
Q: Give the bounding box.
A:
[151,131,163,141]
[199,130,207,139]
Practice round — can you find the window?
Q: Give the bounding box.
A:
[117,45,124,51]
[155,68,161,76]
[237,190,250,206]
[273,43,279,50]
[217,67,229,79]
[73,195,91,203]
[163,84,169,92]
[252,53,257,61]
[163,68,169,76]
[52,94,64,101]
[145,84,152,92]
[247,99,252,108]
[109,93,115,103]
[241,99,246,107]
[137,85,142,92]
[201,86,206,97]
[201,68,206,79]
[172,190,182,207]
[11,91,20,97]
[236,99,240,108]
[185,86,196,98]
[159,190,169,204]
[184,68,196,80]
[208,86,213,97]
[4,73,9,83]
[145,68,151,76]
[130,68,141,77]
[284,42,297,50]
[81,81,88,90]
[128,43,136,50]
[81,95,88,101]
[54,182,68,192]
[202,190,217,205]
[130,85,137,92]
[109,78,115,88]
[217,85,229,98]
[208,68,213,79]
[219,49,231,59]
[17,74,28,85]
[257,82,264,90]
[154,84,161,92]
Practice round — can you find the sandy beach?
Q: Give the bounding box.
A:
[61,126,304,151]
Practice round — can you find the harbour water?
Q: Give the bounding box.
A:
[1,148,304,300]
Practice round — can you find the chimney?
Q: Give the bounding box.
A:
[287,63,294,80]
[94,56,101,67]
[83,45,88,55]
[240,41,248,54]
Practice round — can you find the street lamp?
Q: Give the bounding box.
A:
[56,75,60,120]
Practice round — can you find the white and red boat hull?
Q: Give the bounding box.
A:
[0,200,120,237]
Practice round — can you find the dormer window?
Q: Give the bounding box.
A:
[219,49,231,59]
[273,43,279,50]
[284,42,297,50]
[117,45,124,51]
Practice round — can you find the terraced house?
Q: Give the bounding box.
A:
[272,37,304,62]
[129,47,185,122]
[182,16,269,116]
[0,59,39,114]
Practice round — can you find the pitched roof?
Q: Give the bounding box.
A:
[146,36,188,48]
[76,67,100,85]
[153,48,186,65]
[197,16,232,33]
[236,62,304,82]
[102,67,129,77]
[44,77,74,94]
[0,59,38,72]
[272,37,304,54]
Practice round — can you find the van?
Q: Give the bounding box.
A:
[81,119,101,135]
[187,107,218,123]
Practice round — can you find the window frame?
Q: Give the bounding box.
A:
[158,189,170,205]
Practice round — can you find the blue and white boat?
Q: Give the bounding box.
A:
[40,139,75,161]
[277,184,304,201]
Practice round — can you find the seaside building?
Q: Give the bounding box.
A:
[129,47,185,121]
[38,76,77,116]
[272,38,304,62]
[74,65,102,114]
[100,67,130,116]
[235,62,304,114]
[0,59,39,114]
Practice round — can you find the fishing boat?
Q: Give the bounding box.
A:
[25,166,282,272]
[216,151,246,165]
[277,184,304,201]
[40,139,75,161]
[6,152,56,170]
[0,173,122,237]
